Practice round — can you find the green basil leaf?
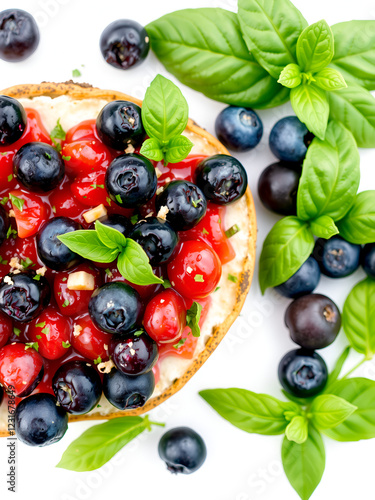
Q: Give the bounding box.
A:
[147,8,290,109]
[290,84,329,140]
[329,81,375,148]
[314,67,347,91]
[186,301,202,338]
[165,135,194,165]
[322,378,375,441]
[296,20,334,73]
[325,346,351,390]
[278,63,302,88]
[282,426,325,500]
[342,277,375,358]
[259,216,315,294]
[297,120,360,221]
[95,220,127,251]
[140,138,164,162]
[199,388,299,435]
[285,416,308,444]
[337,190,375,244]
[310,394,357,430]
[118,239,163,286]
[50,118,66,141]
[281,389,315,408]
[310,216,339,239]
[238,0,307,80]
[57,231,120,263]
[9,193,25,212]
[331,21,375,90]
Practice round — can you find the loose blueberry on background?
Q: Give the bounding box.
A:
[275,256,320,299]
[285,294,341,350]
[100,19,150,70]
[103,368,155,410]
[313,236,361,278]
[0,206,9,247]
[15,393,68,446]
[91,214,132,237]
[0,95,27,146]
[258,162,301,216]
[362,243,375,279]
[278,349,328,398]
[215,106,263,152]
[195,154,247,205]
[269,116,313,163]
[0,9,40,62]
[158,427,207,474]
[109,332,158,376]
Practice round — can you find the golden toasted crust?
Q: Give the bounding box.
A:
[0,82,256,431]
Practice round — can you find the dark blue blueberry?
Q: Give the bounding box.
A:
[269,116,313,163]
[100,19,150,70]
[96,100,145,150]
[90,213,132,237]
[109,332,158,376]
[0,95,27,146]
[195,154,247,205]
[89,282,142,334]
[278,349,328,398]
[313,236,361,278]
[0,387,3,406]
[275,256,320,298]
[105,153,157,208]
[158,427,207,475]
[36,217,82,271]
[215,106,263,152]
[362,243,375,279]
[0,271,50,323]
[15,393,68,446]
[0,205,9,247]
[13,142,65,192]
[130,217,178,265]
[103,368,154,410]
[0,9,39,62]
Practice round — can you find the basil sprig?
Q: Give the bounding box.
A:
[58,220,163,286]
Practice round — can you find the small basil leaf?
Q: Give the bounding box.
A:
[278,63,302,88]
[296,20,334,73]
[165,135,194,165]
[310,394,357,430]
[325,346,351,390]
[95,220,127,251]
[314,68,347,91]
[337,190,375,244]
[259,216,315,294]
[57,231,120,263]
[282,425,325,500]
[281,389,315,407]
[285,416,308,444]
[140,138,164,162]
[9,193,25,212]
[117,239,164,286]
[186,301,202,338]
[200,388,299,435]
[310,216,338,239]
[290,84,329,140]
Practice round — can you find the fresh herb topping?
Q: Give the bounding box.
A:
[62,341,71,349]
[225,224,240,238]
[194,274,204,283]
[0,256,7,265]
[13,327,20,337]
[35,322,46,328]
[94,356,102,365]
[62,299,70,308]
[62,155,71,161]
[72,69,82,77]
[130,214,139,224]
[50,119,66,152]
[9,193,25,212]
[0,197,8,206]
[45,152,51,160]
[186,301,202,338]
[7,174,13,182]
[41,326,50,335]
[202,228,209,235]
[25,342,39,352]
[6,227,17,239]
[228,273,238,283]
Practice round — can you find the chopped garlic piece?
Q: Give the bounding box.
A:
[83,204,107,224]
[4,276,14,285]
[67,271,95,291]
[156,186,164,196]
[157,206,169,220]
[10,257,23,270]
[125,144,135,154]
[36,267,47,276]
[73,324,82,337]
[9,210,15,218]
[97,359,115,374]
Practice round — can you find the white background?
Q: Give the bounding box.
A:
[1,0,375,499]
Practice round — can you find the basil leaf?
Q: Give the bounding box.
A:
[140,138,164,162]
[118,239,163,286]
[259,216,315,294]
[325,346,351,390]
[95,220,127,251]
[147,9,290,109]
[323,378,375,441]
[310,394,357,430]
[337,190,375,244]
[57,231,120,263]
[331,21,375,90]
[314,68,347,91]
[290,84,329,140]
[165,135,194,165]
[238,0,307,80]
[200,388,299,435]
[342,277,375,358]
[278,63,302,88]
[282,426,325,500]
[186,301,202,338]
[310,216,339,239]
[297,120,360,221]
[329,81,375,148]
[285,416,308,444]
[296,20,334,73]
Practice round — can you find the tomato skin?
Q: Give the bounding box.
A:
[9,190,49,238]
[103,265,162,300]
[0,313,12,349]
[70,169,110,207]
[71,313,109,362]
[64,119,97,144]
[49,178,87,223]
[62,139,112,177]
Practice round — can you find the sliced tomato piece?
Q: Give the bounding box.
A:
[71,313,109,362]
[62,139,112,177]
[70,169,110,207]
[64,119,97,144]
[9,190,48,238]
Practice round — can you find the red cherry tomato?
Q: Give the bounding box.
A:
[64,119,97,144]
[0,152,16,188]
[23,108,51,144]
[49,177,87,222]
[167,240,222,299]
[62,139,112,177]
[9,190,49,238]
[71,313,109,362]
[155,155,207,184]
[70,169,110,207]
[0,312,12,349]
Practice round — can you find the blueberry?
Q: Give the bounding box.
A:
[90,213,132,237]
[0,9,40,62]
[52,360,102,415]
[269,116,313,163]
[155,180,207,231]
[285,294,341,349]
[158,427,207,474]
[195,154,247,205]
[0,387,3,406]
[0,271,50,322]
[96,100,145,150]
[215,106,263,152]
[100,19,150,70]
[15,393,68,447]
[362,243,375,279]
[130,217,178,265]
[109,332,158,376]
[89,282,142,335]
[103,368,154,410]
[278,349,328,398]
[258,162,301,216]
[0,205,9,247]
[105,153,157,208]
[13,142,65,192]
[313,236,361,278]
[37,217,82,271]
[275,256,320,298]
[0,95,27,146]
